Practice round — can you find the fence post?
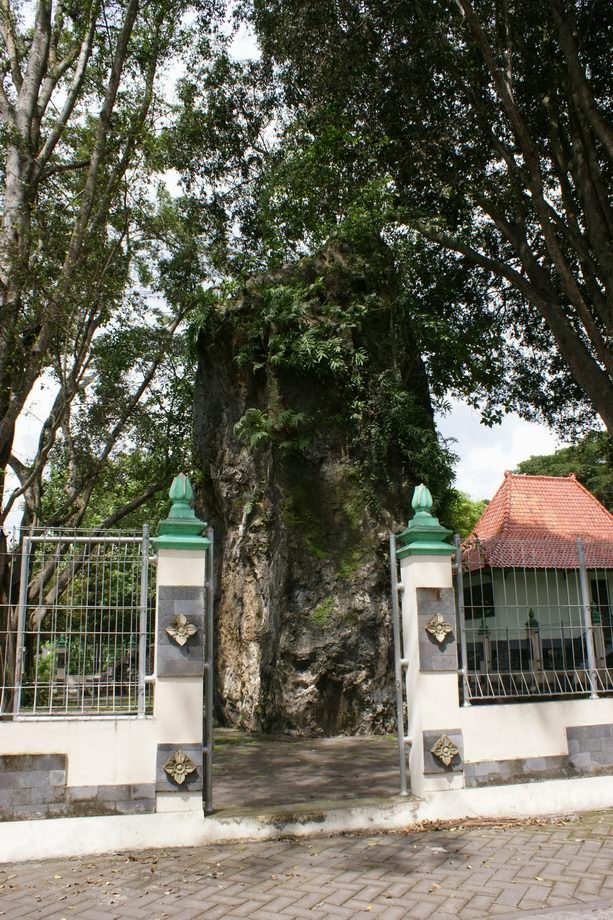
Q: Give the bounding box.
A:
[203,527,214,814]
[12,529,32,717]
[152,474,211,814]
[577,537,599,700]
[397,484,461,797]
[389,532,409,797]
[453,535,472,707]
[137,523,150,718]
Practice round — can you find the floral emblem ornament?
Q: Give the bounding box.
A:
[165,613,197,647]
[431,735,460,767]
[425,613,453,644]
[164,750,197,784]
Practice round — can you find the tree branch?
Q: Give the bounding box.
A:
[0,0,23,91]
[550,0,613,163]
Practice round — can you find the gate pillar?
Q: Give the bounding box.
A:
[397,485,462,797]
[153,474,211,815]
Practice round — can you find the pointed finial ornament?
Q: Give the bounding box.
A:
[153,473,210,551]
[412,483,434,515]
[396,483,453,558]
[167,473,197,520]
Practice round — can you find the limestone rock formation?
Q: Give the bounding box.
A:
[194,238,450,735]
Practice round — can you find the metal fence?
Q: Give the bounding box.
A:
[0,526,155,718]
[454,537,613,704]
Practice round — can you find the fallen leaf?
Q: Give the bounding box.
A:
[534,876,544,882]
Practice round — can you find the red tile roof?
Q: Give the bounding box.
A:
[464,473,613,569]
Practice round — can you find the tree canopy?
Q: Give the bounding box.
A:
[0,0,222,532]
[516,431,613,510]
[223,0,612,435]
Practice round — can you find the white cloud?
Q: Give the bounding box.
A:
[436,399,565,501]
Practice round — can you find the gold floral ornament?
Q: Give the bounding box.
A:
[165,613,198,647]
[164,750,197,784]
[425,613,453,644]
[431,735,460,767]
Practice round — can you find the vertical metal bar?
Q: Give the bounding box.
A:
[138,524,150,718]
[389,533,409,797]
[454,535,472,706]
[203,528,214,814]
[577,537,599,699]
[13,531,32,716]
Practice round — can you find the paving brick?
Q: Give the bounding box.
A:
[3,810,613,919]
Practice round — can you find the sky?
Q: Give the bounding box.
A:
[436,400,563,500]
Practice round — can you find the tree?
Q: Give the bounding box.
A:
[0,1,223,711]
[516,432,613,511]
[167,47,518,431]
[446,491,489,538]
[241,0,612,434]
[0,1,222,533]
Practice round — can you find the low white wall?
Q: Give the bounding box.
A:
[0,674,204,787]
[462,697,613,762]
[0,718,158,785]
[2,772,613,864]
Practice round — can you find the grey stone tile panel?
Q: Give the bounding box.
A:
[416,587,458,672]
[156,742,203,793]
[0,750,155,822]
[157,585,205,677]
[422,729,464,773]
[0,753,66,771]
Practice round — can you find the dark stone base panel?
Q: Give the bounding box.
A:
[0,753,66,821]
[156,743,203,793]
[566,723,613,768]
[465,753,613,787]
[422,730,464,774]
[0,754,154,822]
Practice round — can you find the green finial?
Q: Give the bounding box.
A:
[167,473,197,521]
[396,483,453,558]
[526,608,539,629]
[153,473,210,552]
[412,483,433,515]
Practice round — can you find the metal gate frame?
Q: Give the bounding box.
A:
[389,532,410,796]
[203,527,214,814]
[12,525,153,718]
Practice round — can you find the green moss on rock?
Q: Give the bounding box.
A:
[309,596,335,626]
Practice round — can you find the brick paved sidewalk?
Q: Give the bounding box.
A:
[2,810,613,919]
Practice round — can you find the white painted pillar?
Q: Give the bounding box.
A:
[152,475,210,815]
[397,485,462,797]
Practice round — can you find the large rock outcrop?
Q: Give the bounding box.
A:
[194,237,450,735]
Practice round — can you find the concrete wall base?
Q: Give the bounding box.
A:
[2,773,613,864]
